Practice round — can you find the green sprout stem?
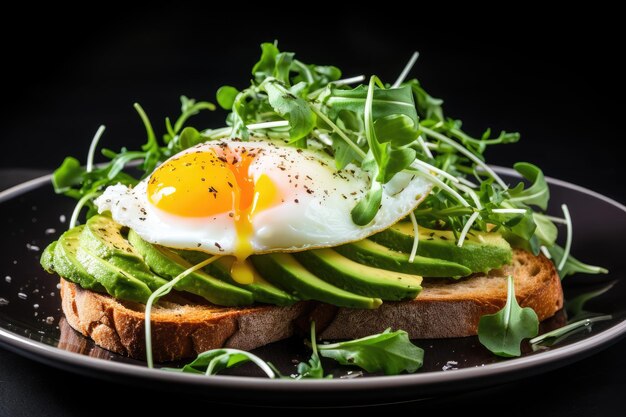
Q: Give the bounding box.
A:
[145,255,221,369]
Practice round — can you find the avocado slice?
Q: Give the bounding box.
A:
[293,248,422,300]
[75,244,153,303]
[371,223,512,273]
[178,250,298,306]
[214,257,298,306]
[334,239,471,278]
[40,241,56,273]
[128,230,254,306]
[40,226,105,291]
[80,215,168,291]
[251,253,382,309]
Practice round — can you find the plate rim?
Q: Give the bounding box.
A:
[1,166,625,393]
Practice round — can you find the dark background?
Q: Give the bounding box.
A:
[1,7,624,416]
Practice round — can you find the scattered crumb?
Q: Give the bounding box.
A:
[442,360,459,371]
[0,298,9,306]
[45,316,55,325]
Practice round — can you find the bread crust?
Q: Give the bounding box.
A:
[60,249,563,361]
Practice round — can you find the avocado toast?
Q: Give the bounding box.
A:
[41,43,605,368]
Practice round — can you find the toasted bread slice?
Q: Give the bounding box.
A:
[60,249,562,362]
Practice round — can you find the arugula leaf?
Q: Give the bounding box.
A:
[533,212,558,246]
[566,282,615,321]
[52,157,85,193]
[262,79,316,145]
[252,42,280,83]
[349,77,418,225]
[374,114,419,147]
[332,132,361,170]
[509,162,549,210]
[318,328,424,375]
[548,245,608,278]
[478,275,539,357]
[351,179,383,226]
[502,207,537,242]
[321,84,419,131]
[274,52,295,84]
[404,79,444,121]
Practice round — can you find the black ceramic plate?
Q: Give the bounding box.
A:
[0,167,624,407]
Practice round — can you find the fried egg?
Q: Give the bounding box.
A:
[95,139,431,283]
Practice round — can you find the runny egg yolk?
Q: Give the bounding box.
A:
[147,147,280,284]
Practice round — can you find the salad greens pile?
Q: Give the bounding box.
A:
[51,41,607,362]
[53,41,599,274]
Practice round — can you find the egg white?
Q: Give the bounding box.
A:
[95,139,432,255]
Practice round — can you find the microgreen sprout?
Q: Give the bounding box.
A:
[145,255,221,368]
[457,212,480,247]
[558,204,573,271]
[408,212,419,263]
[86,125,106,173]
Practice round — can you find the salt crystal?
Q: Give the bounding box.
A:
[33,304,39,309]
[0,298,9,306]
[18,293,27,300]
[50,292,55,297]
[33,289,39,294]
[442,360,459,371]
[5,276,11,283]
[45,228,56,235]
[26,243,40,252]
[59,215,66,223]
[340,371,364,379]
[56,283,61,290]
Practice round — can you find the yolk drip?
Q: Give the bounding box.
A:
[147,147,280,284]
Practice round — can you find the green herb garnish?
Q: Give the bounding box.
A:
[51,41,607,269]
[478,275,539,357]
[529,315,612,348]
[316,328,424,375]
[566,282,615,322]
